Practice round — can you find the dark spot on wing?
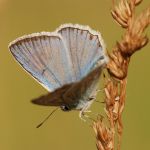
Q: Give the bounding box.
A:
[90,35,93,40]
[42,68,47,75]
[97,42,101,47]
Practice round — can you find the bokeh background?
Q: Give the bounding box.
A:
[0,0,150,150]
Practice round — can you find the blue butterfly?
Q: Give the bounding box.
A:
[9,24,108,123]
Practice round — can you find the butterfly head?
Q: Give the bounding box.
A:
[60,105,71,112]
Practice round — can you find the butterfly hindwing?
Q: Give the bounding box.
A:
[9,32,74,91]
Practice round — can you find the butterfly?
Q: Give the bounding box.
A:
[9,24,108,123]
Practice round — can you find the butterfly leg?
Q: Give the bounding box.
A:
[79,105,89,121]
[96,88,105,93]
[84,110,91,113]
[79,102,93,121]
[82,111,92,120]
[79,110,97,122]
[79,110,86,122]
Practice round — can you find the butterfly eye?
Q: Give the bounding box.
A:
[60,105,70,111]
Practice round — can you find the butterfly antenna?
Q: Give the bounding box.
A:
[36,107,59,128]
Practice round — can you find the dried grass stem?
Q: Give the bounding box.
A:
[93,0,150,150]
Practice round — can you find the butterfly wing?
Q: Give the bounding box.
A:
[57,24,108,81]
[9,32,74,91]
[9,24,108,108]
[31,83,73,106]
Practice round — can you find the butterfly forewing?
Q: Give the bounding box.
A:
[57,24,107,80]
[9,33,74,91]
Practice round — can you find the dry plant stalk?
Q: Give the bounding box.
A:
[93,0,150,150]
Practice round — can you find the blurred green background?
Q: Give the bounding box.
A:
[0,0,150,150]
